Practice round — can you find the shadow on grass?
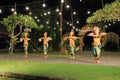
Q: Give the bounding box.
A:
[0,72,70,80]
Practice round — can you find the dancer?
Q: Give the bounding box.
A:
[38,32,52,58]
[64,30,79,60]
[88,26,106,64]
[20,32,31,58]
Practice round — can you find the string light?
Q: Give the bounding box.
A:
[105,25,108,28]
[44,12,47,16]
[61,0,64,3]
[0,9,2,13]
[14,11,17,14]
[76,21,79,24]
[108,23,111,26]
[87,10,91,14]
[80,0,82,2]
[46,21,49,24]
[11,8,15,12]
[47,11,50,14]
[56,22,59,25]
[54,27,56,30]
[35,16,37,19]
[29,12,32,15]
[37,19,40,22]
[66,4,70,9]
[56,9,59,12]
[73,26,75,29]
[76,28,79,31]
[42,3,46,8]
[59,12,61,15]
[67,22,69,24]
[73,11,76,15]
[25,6,29,10]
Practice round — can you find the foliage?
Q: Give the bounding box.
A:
[87,0,120,23]
[1,14,38,54]
[1,14,38,32]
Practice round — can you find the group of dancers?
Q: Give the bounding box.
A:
[20,26,106,64]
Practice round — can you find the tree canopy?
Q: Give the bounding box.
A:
[87,0,120,23]
[1,14,38,32]
[1,14,38,54]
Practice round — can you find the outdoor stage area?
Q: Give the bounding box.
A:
[0,51,120,67]
[0,51,120,80]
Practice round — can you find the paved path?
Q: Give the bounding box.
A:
[0,51,120,67]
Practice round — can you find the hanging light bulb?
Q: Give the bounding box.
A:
[56,22,59,25]
[48,11,50,14]
[59,12,61,15]
[0,9,2,13]
[44,12,47,16]
[29,12,32,15]
[46,21,49,24]
[67,22,69,24]
[11,8,15,12]
[42,3,46,8]
[61,0,64,3]
[80,0,82,2]
[66,4,70,9]
[56,9,59,12]
[76,21,79,24]
[35,16,37,19]
[14,11,17,14]
[37,19,40,22]
[87,10,91,14]
[25,6,29,10]
[73,11,76,15]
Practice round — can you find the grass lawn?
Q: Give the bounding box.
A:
[0,60,120,80]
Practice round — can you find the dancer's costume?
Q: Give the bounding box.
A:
[39,37,52,55]
[69,37,76,56]
[92,37,101,58]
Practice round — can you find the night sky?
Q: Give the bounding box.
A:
[0,0,119,35]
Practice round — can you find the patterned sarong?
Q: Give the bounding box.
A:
[92,45,101,57]
[43,44,48,54]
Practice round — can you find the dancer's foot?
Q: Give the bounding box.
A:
[70,55,75,60]
[44,54,48,58]
[97,60,100,64]
[25,54,28,58]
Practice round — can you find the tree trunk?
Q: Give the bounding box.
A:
[9,30,14,54]
[60,2,63,51]
[9,41,14,54]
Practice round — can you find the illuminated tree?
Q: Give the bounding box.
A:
[87,0,120,23]
[1,14,38,54]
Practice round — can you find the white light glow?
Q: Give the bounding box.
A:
[14,11,17,14]
[26,6,29,10]
[66,5,70,9]
[80,0,82,2]
[56,22,59,25]
[11,8,15,12]
[56,9,59,12]
[61,0,64,3]
[35,16,37,19]
[73,11,76,15]
[29,12,32,15]
[42,3,46,7]
[0,9,2,13]
[44,13,47,16]
[48,11,50,14]
[37,19,40,22]
[76,21,79,24]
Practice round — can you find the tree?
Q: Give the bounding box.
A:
[87,0,120,23]
[1,14,38,54]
